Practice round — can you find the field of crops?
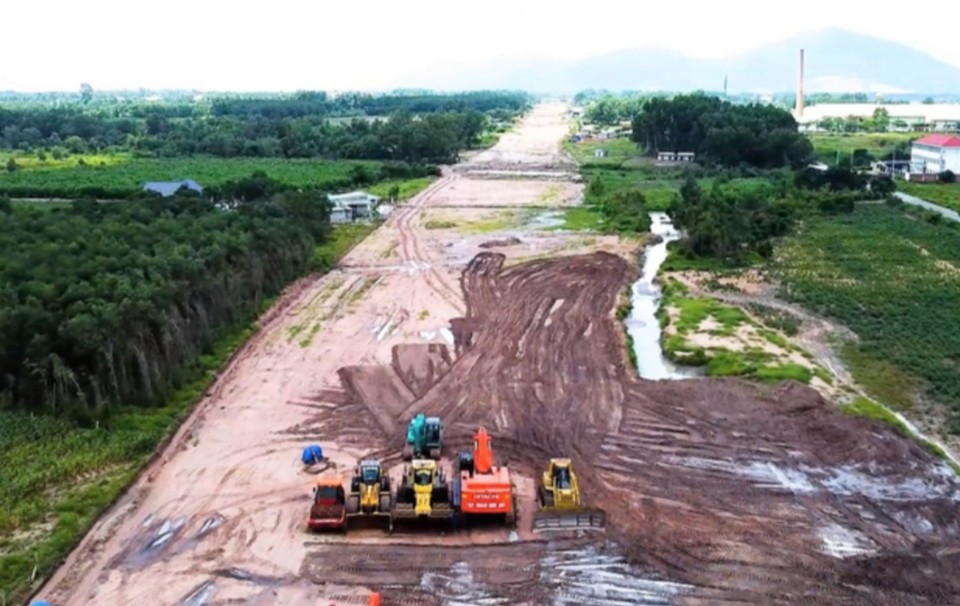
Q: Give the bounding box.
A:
[808,132,919,165]
[899,181,960,213]
[774,204,960,432]
[0,155,381,198]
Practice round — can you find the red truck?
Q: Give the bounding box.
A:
[307,478,347,531]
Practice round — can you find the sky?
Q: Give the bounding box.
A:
[5,0,960,92]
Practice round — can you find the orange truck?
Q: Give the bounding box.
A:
[454,427,514,524]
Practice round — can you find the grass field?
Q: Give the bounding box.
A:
[553,206,604,231]
[0,155,382,198]
[774,204,960,433]
[658,279,828,384]
[367,177,436,202]
[808,132,919,165]
[898,181,960,213]
[0,224,375,604]
[564,138,643,167]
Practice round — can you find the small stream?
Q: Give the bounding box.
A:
[624,212,699,381]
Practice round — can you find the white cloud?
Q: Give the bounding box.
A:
[4,0,959,91]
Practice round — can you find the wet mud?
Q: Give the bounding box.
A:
[320,250,960,605]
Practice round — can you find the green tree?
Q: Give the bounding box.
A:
[601,190,651,233]
[80,83,93,104]
[869,108,890,132]
[5,158,17,172]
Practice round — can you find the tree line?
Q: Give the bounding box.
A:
[0,187,333,422]
[631,94,813,169]
[0,91,529,164]
[667,168,895,264]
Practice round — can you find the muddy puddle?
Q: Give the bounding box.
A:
[624,212,700,380]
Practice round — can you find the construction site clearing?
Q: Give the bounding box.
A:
[35,104,960,606]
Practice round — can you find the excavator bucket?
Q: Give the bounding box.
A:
[532,507,606,532]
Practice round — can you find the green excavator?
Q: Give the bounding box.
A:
[403,413,443,460]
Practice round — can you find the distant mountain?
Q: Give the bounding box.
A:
[399,29,960,95]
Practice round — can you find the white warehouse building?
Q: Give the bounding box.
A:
[795,103,960,132]
[910,134,960,175]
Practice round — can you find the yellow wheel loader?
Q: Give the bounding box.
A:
[345,459,393,531]
[391,459,454,527]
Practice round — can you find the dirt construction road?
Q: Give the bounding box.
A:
[40,103,960,606]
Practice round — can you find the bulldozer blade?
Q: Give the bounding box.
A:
[532,508,606,532]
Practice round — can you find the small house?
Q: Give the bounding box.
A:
[327,191,381,223]
[656,151,696,163]
[142,179,203,197]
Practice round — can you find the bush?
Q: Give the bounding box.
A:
[939,170,957,184]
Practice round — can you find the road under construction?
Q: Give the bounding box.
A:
[36,103,960,606]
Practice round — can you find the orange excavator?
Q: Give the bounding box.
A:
[453,427,515,525]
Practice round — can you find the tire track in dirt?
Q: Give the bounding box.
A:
[329,250,960,605]
[394,176,465,314]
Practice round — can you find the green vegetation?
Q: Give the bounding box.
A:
[633,94,812,169]
[366,177,436,203]
[839,396,912,436]
[0,193,334,420]
[808,132,917,167]
[424,219,458,230]
[0,155,438,199]
[774,204,960,433]
[312,222,378,271]
[840,396,960,473]
[668,178,796,264]
[898,181,960,213]
[0,293,271,603]
[658,280,824,384]
[423,211,519,233]
[0,91,529,164]
[668,168,894,266]
[553,206,604,231]
[564,139,642,167]
[0,204,374,601]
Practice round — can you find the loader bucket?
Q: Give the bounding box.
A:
[532,507,606,532]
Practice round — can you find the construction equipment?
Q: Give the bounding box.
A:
[453,427,514,525]
[346,459,393,530]
[533,458,606,532]
[306,477,347,531]
[391,459,454,524]
[403,413,443,460]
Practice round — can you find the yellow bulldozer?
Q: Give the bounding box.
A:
[533,458,606,532]
[391,459,454,526]
[345,459,393,531]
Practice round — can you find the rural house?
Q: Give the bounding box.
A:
[910,134,960,177]
[656,151,696,163]
[142,179,204,197]
[327,191,381,223]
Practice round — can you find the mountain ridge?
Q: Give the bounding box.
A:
[398,29,960,94]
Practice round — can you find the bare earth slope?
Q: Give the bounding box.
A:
[38,103,960,606]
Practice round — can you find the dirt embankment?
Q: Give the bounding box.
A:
[326,251,960,605]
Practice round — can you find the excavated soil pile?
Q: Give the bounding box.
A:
[322,251,960,605]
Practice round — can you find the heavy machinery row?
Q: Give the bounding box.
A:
[306,413,606,534]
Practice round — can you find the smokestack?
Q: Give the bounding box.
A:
[795,48,805,117]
